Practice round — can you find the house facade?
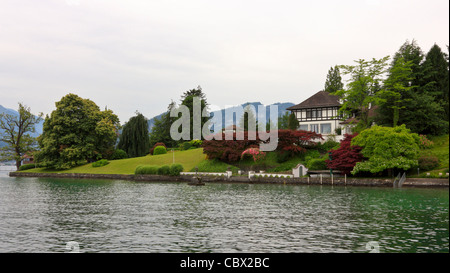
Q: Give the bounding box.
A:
[287,91,350,141]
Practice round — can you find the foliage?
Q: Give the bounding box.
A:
[157,165,171,175]
[0,103,43,170]
[179,86,209,140]
[92,159,109,168]
[19,163,37,171]
[324,65,344,93]
[37,94,120,170]
[317,138,340,153]
[111,149,128,160]
[238,104,258,131]
[287,112,299,130]
[326,133,363,175]
[169,163,184,176]
[418,135,434,149]
[201,130,322,163]
[418,156,440,171]
[135,165,159,175]
[118,112,149,158]
[376,57,414,127]
[241,148,266,162]
[351,125,420,174]
[190,139,203,148]
[277,111,290,130]
[149,101,179,148]
[334,56,390,130]
[201,131,260,162]
[153,145,167,155]
[306,157,328,170]
[181,141,192,150]
[150,142,167,155]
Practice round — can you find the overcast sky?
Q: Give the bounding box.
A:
[1,0,448,123]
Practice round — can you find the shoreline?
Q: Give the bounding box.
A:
[8,171,449,188]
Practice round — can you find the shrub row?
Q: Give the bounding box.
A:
[135,163,184,176]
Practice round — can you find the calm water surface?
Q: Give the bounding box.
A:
[0,166,448,253]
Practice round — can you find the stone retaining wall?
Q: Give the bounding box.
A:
[8,171,449,187]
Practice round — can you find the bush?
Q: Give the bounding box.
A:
[150,142,167,155]
[111,149,128,160]
[135,165,159,175]
[92,159,109,168]
[418,156,440,171]
[169,164,184,176]
[190,139,203,148]
[153,146,167,155]
[307,158,328,170]
[19,163,36,171]
[158,165,171,175]
[182,142,192,151]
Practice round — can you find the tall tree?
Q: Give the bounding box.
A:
[239,104,258,131]
[377,57,414,127]
[179,86,209,140]
[277,111,290,130]
[0,103,43,170]
[37,94,120,169]
[334,56,390,131]
[118,112,150,158]
[324,65,344,93]
[287,112,299,130]
[422,44,449,123]
[149,101,178,148]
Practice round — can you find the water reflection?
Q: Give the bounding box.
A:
[0,176,448,253]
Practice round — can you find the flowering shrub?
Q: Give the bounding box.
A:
[418,135,434,149]
[241,148,266,162]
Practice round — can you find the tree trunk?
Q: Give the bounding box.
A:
[16,160,21,171]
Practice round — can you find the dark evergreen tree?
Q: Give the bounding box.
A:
[180,86,209,140]
[149,101,178,148]
[118,112,149,158]
[422,44,449,123]
[324,65,344,93]
[287,112,300,130]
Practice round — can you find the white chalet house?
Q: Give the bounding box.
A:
[287,91,350,141]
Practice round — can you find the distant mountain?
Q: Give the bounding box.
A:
[0,105,44,148]
[147,102,295,132]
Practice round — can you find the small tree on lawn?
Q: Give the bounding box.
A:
[326,133,363,175]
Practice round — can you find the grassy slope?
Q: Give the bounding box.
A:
[420,134,449,171]
[24,148,206,175]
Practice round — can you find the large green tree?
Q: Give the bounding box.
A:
[179,86,209,140]
[324,65,344,93]
[118,112,150,158]
[422,44,449,123]
[376,57,414,127]
[0,103,43,170]
[37,94,120,169]
[334,56,390,131]
[351,125,420,175]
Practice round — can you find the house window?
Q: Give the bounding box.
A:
[320,123,332,134]
[306,109,322,119]
[311,124,319,133]
[299,124,308,131]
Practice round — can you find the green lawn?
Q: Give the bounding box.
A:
[421,134,449,169]
[24,148,207,175]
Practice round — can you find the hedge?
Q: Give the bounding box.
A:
[134,164,184,176]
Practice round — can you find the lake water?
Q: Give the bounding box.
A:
[0,166,448,253]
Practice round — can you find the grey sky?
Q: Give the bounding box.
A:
[1,0,448,123]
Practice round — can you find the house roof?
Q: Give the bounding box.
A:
[287,91,341,110]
